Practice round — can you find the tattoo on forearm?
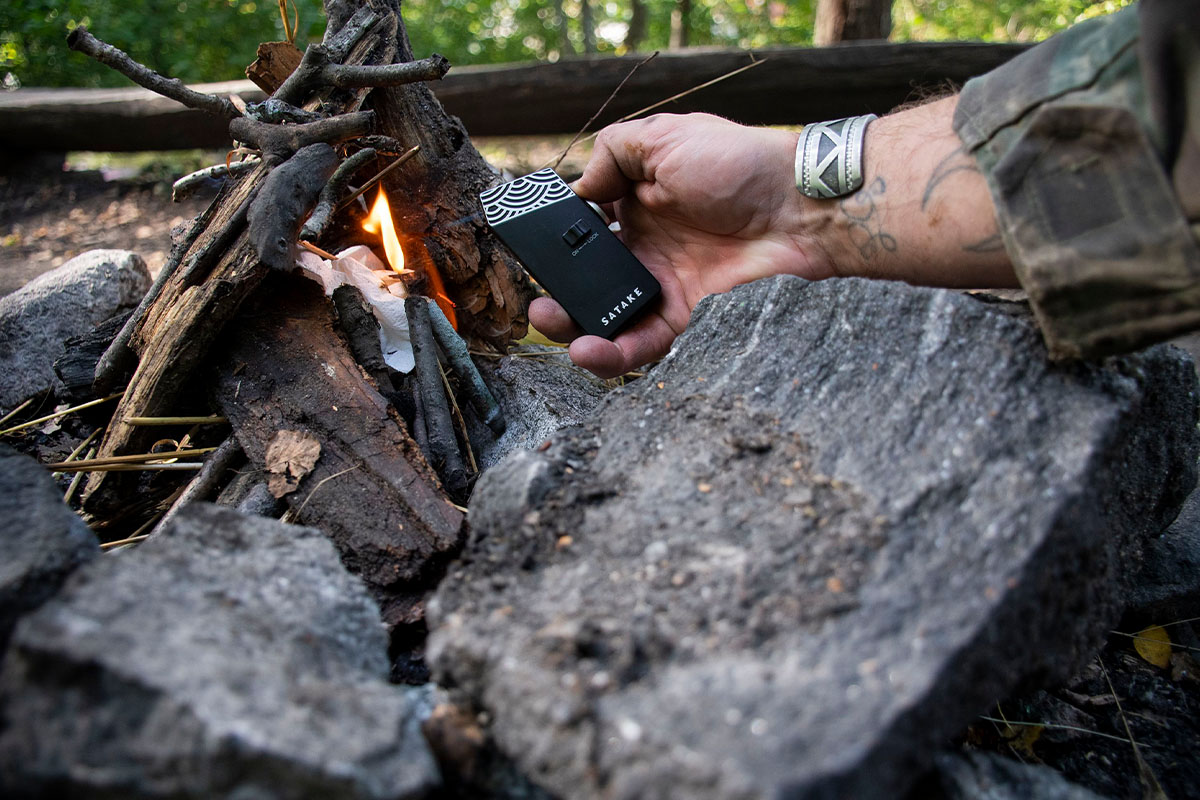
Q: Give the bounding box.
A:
[923,145,1005,255]
[840,176,897,262]
[963,233,1005,253]
[921,146,982,211]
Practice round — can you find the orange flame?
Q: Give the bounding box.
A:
[362,188,410,276]
[361,187,457,329]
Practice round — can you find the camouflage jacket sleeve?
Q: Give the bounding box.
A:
[952,0,1200,360]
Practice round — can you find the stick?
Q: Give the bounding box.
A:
[336,145,420,212]
[301,147,378,241]
[45,447,217,471]
[229,111,376,161]
[322,4,380,56]
[405,296,468,496]
[299,240,341,260]
[66,27,240,120]
[292,464,360,517]
[438,359,478,474]
[100,534,151,551]
[0,393,124,437]
[553,51,659,170]
[63,445,98,505]
[148,436,242,538]
[0,398,33,429]
[59,463,205,473]
[172,158,260,202]
[273,44,449,107]
[59,428,103,466]
[124,416,229,426]
[540,56,766,170]
[426,298,505,435]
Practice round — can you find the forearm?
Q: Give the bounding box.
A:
[794,96,1018,289]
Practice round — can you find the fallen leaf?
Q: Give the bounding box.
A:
[265,429,321,497]
[1005,722,1043,759]
[1133,625,1172,669]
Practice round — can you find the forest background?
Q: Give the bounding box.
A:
[3,0,1133,90]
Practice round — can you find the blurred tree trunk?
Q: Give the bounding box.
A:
[669,0,691,49]
[553,0,573,55]
[625,0,648,51]
[814,0,893,45]
[581,0,597,53]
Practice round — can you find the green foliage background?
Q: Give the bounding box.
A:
[1,0,1133,89]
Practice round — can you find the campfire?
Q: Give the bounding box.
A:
[44,0,534,634]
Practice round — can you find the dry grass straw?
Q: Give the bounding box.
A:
[46,447,217,471]
[0,392,124,437]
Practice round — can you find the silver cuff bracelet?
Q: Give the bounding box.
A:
[794,114,877,199]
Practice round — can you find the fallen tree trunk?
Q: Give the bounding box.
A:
[0,42,1029,151]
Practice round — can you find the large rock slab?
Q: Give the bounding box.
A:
[0,445,98,655]
[428,277,1198,800]
[470,346,607,471]
[933,751,1107,800]
[0,249,150,408]
[1126,481,1200,620]
[0,503,440,799]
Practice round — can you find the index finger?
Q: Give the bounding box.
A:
[571,120,653,204]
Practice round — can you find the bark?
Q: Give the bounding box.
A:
[815,0,893,45]
[246,41,304,94]
[213,278,465,628]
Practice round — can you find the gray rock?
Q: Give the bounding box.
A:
[1126,481,1200,620]
[0,445,98,655]
[0,503,440,799]
[933,751,1107,800]
[0,249,150,408]
[428,277,1198,800]
[470,346,606,471]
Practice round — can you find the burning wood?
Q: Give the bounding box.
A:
[56,0,531,628]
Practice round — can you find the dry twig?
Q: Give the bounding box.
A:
[540,56,767,170]
[124,416,229,426]
[66,27,240,119]
[553,51,659,170]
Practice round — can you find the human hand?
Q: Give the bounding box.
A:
[529,100,1015,378]
[529,113,836,378]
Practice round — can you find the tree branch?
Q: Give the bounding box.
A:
[273,44,449,106]
[66,26,240,120]
[301,147,377,241]
[229,110,375,160]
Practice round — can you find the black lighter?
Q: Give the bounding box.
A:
[480,168,661,339]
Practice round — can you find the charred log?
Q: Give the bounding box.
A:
[229,110,375,162]
[247,144,339,271]
[213,278,465,627]
[405,296,470,500]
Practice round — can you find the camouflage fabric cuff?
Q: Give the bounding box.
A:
[953,6,1200,360]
